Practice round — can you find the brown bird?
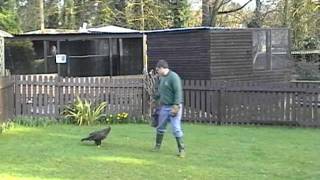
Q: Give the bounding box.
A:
[81,126,111,147]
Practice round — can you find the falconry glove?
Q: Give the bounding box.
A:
[170,105,180,117]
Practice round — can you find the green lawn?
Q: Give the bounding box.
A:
[0,124,319,180]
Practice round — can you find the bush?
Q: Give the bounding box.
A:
[62,97,107,126]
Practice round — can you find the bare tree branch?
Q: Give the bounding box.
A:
[218,0,252,14]
[221,0,232,7]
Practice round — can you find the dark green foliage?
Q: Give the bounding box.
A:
[0,1,21,34]
[299,36,320,50]
[169,0,191,28]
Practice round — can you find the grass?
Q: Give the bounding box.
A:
[0,124,320,180]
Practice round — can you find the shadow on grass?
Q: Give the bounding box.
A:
[0,154,156,180]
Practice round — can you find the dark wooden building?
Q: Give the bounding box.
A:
[5,27,291,81]
[5,27,144,77]
[147,27,291,82]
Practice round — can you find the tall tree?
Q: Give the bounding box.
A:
[92,1,127,27]
[248,0,262,27]
[216,2,251,27]
[60,0,76,29]
[281,0,289,26]
[125,0,169,30]
[17,0,40,32]
[0,0,20,33]
[45,0,60,29]
[169,0,191,28]
[202,0,252,27]
[73,0,101,28]
[262,0,319,50]
[290,0,319,49]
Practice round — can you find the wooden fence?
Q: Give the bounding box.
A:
[183,80,320,127]
[10,75,320,127]
[13,75,145,119]
[0,77,14,123]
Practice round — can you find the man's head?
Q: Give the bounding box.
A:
[156,59,169,76]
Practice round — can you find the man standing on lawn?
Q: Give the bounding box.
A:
[153,59,185,158]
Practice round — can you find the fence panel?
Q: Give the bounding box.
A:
[181,80,320,127]
[13,75,144,120]
[12,76,320,127]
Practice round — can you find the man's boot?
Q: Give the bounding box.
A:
[152,133,164,152]
[176,137,185,158]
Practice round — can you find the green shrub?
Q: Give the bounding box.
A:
[0,121,14,134]
[62,97,107,126]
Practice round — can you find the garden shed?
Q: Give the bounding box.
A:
[5,26,145,77]
[147,27,291,82]
[0,30,14,123]
[0,30,13,76]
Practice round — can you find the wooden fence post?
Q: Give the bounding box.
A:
[0,76,14,123]
[217,81,226,125]
[141,86,148,120]
[54,76,60,117]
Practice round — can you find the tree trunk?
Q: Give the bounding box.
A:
[281,0,288,26]
[254,0,262,27]
[39,0,45,32]
[140,0,144,30]
[202,0,210,26]
[209,7,218,27]
[291,0,301,49]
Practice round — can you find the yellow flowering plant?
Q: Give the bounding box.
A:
[105,112,129,124]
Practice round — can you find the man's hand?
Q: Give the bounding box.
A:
[170,105,180,117]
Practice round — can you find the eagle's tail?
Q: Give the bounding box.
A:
[81,137,89,141]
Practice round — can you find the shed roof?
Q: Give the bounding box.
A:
[144,26,289,34]
[24,29,78,34]
[0,30,13,37]
[9,26,142,41]
[21,25,139,35]
[87,25,139,33]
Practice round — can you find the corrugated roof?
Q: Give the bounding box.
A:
[88,25,139,33]
[23,29,79,34]
[143,26,288,33]
[143,26,246,33]
[21,26,139,35]
[13,26,289,37]
[20,26,252,35]
[0,30,13,37]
